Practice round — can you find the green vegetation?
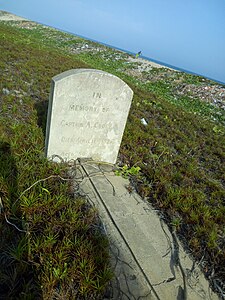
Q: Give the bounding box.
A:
[115,165,141,179]
[13,20,225,125]
[122,90,224,265]
[0,20,225,297]
[0,24,112,299]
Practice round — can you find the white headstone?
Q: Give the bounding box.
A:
[45,69,133,164]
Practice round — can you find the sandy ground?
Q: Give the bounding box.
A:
[0,11,27,21]
[127,56,171,70]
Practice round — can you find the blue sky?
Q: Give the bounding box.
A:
[1,0,225,83]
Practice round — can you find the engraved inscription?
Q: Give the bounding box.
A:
[61,151,93,159]
[46,69,133,164]
[102,107,109,112]
[93,92,102,98]
[60,120,118,130]
[69,104,109,113]
[61,136,113,145]
[69,104,99,112]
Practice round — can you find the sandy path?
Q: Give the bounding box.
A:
[127,56,170,70]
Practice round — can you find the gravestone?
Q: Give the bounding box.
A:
[45,69,133,164]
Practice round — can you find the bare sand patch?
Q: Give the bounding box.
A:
[0,11,28,21]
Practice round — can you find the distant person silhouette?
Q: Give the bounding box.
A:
[135,51,142,58]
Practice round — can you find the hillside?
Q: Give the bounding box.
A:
[0,18,225,299]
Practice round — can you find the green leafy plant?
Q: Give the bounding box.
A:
[171,217,182,230]
[115,165,141,179]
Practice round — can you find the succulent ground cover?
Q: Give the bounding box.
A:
[0,20,225,297]
[0,24,112,299]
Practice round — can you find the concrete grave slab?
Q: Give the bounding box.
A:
[73,160,219,300]
[45,69,133,164]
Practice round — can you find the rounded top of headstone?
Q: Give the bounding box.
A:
[52,68,132,92]
[46,68,133,164]
[53,69,108,80]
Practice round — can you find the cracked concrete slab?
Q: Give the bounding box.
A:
[74,160,219,300]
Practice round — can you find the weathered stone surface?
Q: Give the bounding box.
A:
[75,160,219,300]
[45,69,133,164]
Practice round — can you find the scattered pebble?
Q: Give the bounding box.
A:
[174,84,225,110]
[141,118,148,126]
[2,88,10,95]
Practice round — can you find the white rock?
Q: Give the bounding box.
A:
[2,88,10,95]
[141,118,148,126]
